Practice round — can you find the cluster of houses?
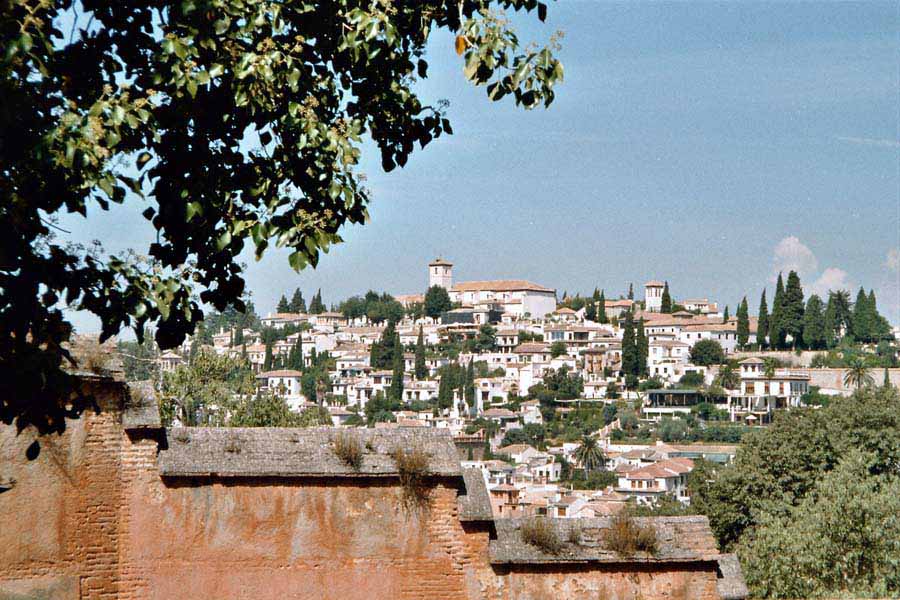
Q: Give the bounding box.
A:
[462,439,736,518]
[155,258,825,514]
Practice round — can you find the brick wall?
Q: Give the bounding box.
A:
[0,378,732,600]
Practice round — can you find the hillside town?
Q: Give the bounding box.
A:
[123,257,898,521]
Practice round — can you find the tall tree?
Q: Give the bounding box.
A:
[308,289,325,314]
[370,319,397,370]
[598,290,609,324]
[627,283,634,300]
[388,333,404,402]
[867,290,891,341]
[661,281,672,313]
[782,271,805,348]
[290,335,304,370]
[437,368,453,411]
[277,294,290,313]
[827,289,853,343]
[2,0,563,433]
[464,360,476,411]
[414,326,427,380]
[736,297,750,349]
[802,295,826,350]
[424,285,452,319]
[263,340,274,371]
[621,311,638,378]
[289,289,306,313]
[636,318,648,377]
[757,289,769,349]
[722,305,729,324]
[233,326,244,347]
[585,301,597,322]
[769,273,787,350]
[851,287,872,343]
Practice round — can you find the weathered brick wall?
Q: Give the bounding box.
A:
[0,379,731,600]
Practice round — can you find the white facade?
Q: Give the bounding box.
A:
[644,281,665,313]
[428,258,453,289]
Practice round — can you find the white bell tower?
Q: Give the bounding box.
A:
[428,258,453,289]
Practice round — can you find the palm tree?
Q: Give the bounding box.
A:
[715,365,739,390]
[843,357,874,390]
[574,435,606,475]
[763,358,778,379]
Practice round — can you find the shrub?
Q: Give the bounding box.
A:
[602,514,657,555]
[333,431,363,470]
[391,445,431,511]
[224,434,242,454]
[520,517,562,554]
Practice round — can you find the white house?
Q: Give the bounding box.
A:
[616,457,694,505]
[644,280,665,313]
[449,280,556,319]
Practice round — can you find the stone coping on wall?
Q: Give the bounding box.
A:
[490,516,721,565]
[157,427,463,478]
[458,467,494,523]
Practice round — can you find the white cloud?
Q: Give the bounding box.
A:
[836,136,900,149]
[885,247,900,272]
[771,236,818,282]
[809,267,852,298]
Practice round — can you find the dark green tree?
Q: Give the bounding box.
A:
[424,285,452,319]
[289,289,306,313]
[475,324,497,352]
[736,297,750,348]
[689,340,725,366]
[627,283,634,300]
[782,270,805,348]
[388,333,404,402]
[722,305,729,324]
[769,273,787,350]
[636,318,648,377]
[621,311,638,377]
[660,281,672,313]
[233,326,244,347]
[230,392,302,427]
[585,301,597,322]
[277,294,290,313]
[757,289,769,349]
[308,289,325,314]
[598,290,609,324]
[464,360,476,410]
[802,294,826,350]
[369,319,398,370]
[414,326,427,380]
[263,340,274,371]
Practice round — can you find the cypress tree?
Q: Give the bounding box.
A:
[660,281,672,313]
[822,293,838,349]
[277,294,290,312]
[782,270,805,348]
[233,326,244,346]
[769,273,786,350]
[722,305,729,324]
[309,288,325,314]
[292,335,304,369]
[802,294,826,350]
[414,326,427,379]
[263,340,273,371]
[736,297,750,348]
[621,311,638,377]
[636,318,648,377]
[852,287,871,343]
[757,289,769,349]
[585,301,597,322]
[437,370,452,410]
[598,290,608,324]
[464,360,475,410]
[289,288,306,313]
[627,283,634,300]
[389,333,404,402]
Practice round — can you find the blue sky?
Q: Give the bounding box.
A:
[62,1,900,331]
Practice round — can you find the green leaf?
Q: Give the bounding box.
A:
[186,79,198,98]
[216,231,231,251]
[186,202,202,221]
[288,251,306,271]
[19,32,33,52]
[209,63,224,78]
